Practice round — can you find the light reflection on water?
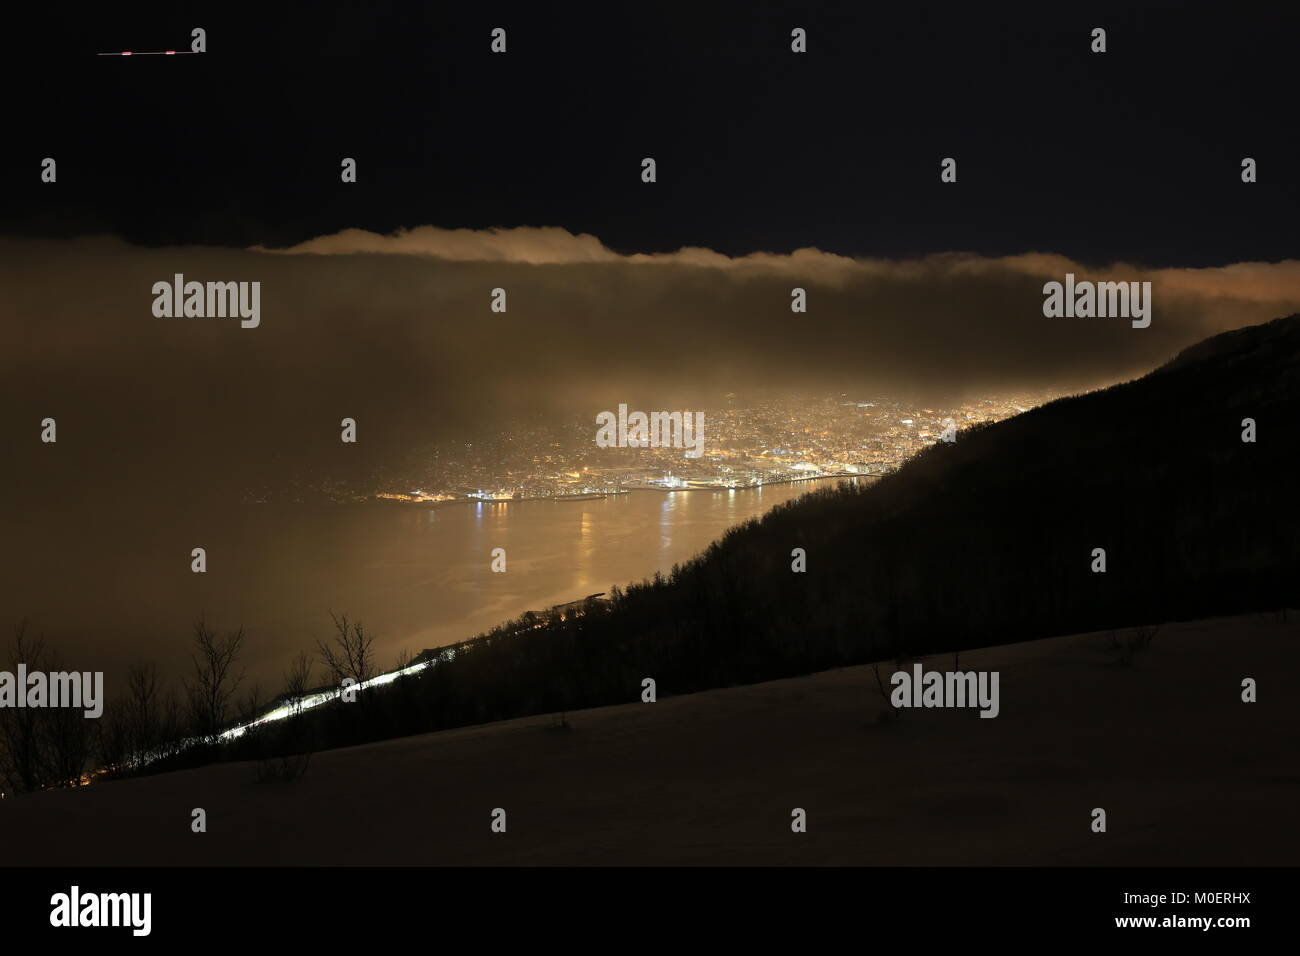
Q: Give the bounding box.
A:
[2,479,849,688]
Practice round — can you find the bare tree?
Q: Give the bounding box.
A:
[253,650,317,785]
[1105,623,1161,666]
[45,702,94,788]
[124,663,164,766]
[157,690,185,761]
[237,682,264,725]
[96,697,131,777]
[0,623,50,793]
[315,613,375,693]
[872,629,909,723]
[283,652,314,718]
[43,650,95,787]
[183,617,246,745]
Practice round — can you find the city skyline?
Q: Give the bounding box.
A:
[342,390,1063,503]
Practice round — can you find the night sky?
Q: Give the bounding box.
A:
[4,1,1297,265]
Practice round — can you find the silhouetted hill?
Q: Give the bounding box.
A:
[227,314,1300,752]
[10,613,1299,865]
[1157,313,1300,378]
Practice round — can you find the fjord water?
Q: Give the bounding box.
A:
[2,480,846,690]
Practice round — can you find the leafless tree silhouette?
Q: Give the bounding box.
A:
[237,682,264,726]
[43,650,95,788]
[183,617,246,745]
[283,651,314,718]
[316,613,375,691]
[0,623,50,793]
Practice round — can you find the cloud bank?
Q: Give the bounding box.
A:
[263,224,1300,304]
[3,227,1298,501]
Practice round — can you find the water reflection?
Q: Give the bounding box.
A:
[660,492,680,554]
[4,478,848,688]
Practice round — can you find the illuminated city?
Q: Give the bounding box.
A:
[342,391,1064,504]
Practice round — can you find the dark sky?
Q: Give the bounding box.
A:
[3,1,1297,265]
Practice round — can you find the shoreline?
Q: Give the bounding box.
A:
[242,474,879,510]
[357,473,876,509]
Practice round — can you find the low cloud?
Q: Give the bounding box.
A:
[2,228,1298,503]
[265,224,1300,302]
